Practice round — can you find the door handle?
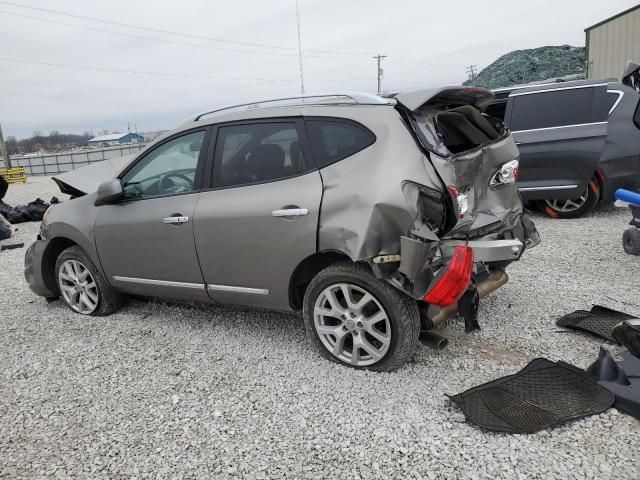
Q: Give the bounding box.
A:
[272,208,309,218]
[162,216,189,224]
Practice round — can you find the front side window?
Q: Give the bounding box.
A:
[214,122,308,188]
[306,119,375,168]
[121,131,205,199]
[509,88,594,131]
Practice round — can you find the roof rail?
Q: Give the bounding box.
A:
[193,92,390,121]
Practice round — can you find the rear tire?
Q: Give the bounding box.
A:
[536,178,600,219]
[55,246,123,316]
[623,228,640,256]
[303,261,420,372]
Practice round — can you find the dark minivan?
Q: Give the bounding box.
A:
[486,71,640,218]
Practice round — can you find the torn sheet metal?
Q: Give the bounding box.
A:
[316,93,538,301]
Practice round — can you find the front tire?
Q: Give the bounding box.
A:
[303,261,420,372]
[55,246,123,316]
[537,178,600,219]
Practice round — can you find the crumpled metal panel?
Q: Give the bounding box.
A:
[316,107,443,261]
[429,137,525,236]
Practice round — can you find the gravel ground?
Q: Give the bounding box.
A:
[1,176,639,479]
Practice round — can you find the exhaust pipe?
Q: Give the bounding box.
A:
[429,269,509,327]
[419,331,449,350]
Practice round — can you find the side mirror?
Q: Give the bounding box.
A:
[94,179,123,206]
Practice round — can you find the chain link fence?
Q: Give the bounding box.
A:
[2,144,146,176]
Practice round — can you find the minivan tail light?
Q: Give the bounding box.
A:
[423,245,474,306]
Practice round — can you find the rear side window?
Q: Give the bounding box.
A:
[509,88,594,131]
[305,119,375,168]
[213,122,309,188]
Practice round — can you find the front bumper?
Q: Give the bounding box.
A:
[24,239,57,298]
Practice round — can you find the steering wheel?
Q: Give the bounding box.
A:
[158,172,193,194]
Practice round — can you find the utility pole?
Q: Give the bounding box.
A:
[373,54,387,94]
[295,0,305,94]
[466,64,478,82]
[0,123,11,169]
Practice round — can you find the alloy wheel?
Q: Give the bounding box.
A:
[58,259,99,314]
[544,188,589,213]
[313,283,391,367]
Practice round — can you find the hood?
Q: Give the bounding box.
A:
[52,155,134,196]
[395,86,495,111]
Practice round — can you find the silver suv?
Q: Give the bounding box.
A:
[25,88,540,371]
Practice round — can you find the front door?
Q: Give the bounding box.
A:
[194,119,323,310]
[95,129,210,301]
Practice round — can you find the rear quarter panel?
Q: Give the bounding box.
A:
[314,107,441,260]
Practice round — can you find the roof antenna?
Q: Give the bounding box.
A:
[295,0,305,94]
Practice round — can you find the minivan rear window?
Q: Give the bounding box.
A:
[305,119,375,168]
[509,88,594,131]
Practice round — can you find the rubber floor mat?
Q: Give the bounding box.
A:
[448,358,615,433]
[556,305,637,342]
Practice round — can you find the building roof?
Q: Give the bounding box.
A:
[585,3,640,31]
[88,132,140,142]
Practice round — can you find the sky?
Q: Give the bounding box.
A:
[1,0,639,139]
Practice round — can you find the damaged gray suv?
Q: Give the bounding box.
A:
[25,88,540,371]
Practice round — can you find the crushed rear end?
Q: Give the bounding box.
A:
[383,87,540,328]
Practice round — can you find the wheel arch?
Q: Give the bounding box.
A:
[41,236,79,295]
[288,250,352,310]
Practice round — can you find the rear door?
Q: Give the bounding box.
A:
[193,119,322,310]
[506,85,607,201]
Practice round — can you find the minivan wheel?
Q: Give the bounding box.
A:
[55,246,123,316]
[537,179,599,219]
[303,261,420,372]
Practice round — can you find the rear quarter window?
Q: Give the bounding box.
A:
[305,119,375,168]
[509,87,594,131]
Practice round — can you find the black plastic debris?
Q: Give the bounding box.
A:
[448,358,614,433]
[588,347,640,419]
[556,305,638,343]
[0,242,24,251]
[0,214,12,240]
[613,320,640,358]
[0,197,56,224]
[0,174,7,200]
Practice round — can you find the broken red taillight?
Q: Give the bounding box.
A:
[423,245,474,307]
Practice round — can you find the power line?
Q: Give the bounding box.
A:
[386,56,468,68]
[0,0,373,57]
[0,58,298,82]
[0,11,302,57]
[0,57,371,83]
